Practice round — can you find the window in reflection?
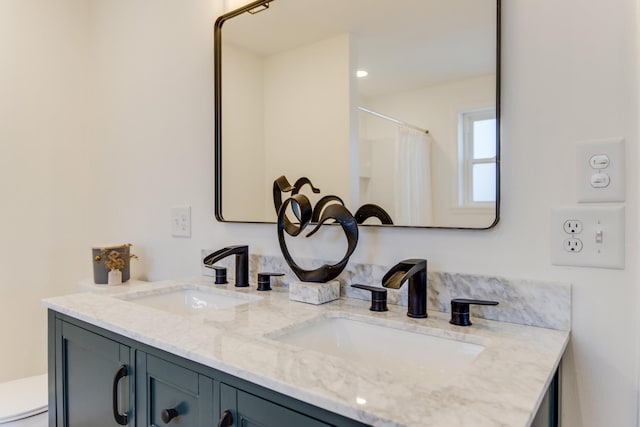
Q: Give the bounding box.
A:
[459,108,497,206]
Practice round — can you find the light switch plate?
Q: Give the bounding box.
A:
[576,138,625,202]
[551,205,625,269]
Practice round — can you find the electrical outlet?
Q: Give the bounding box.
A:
[551,206,625,269]
[563,220,583,234]
[171,206,191,238]
[563,238,583,252]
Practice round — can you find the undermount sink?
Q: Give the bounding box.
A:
[269,314,485,382]
[118,285,261,315]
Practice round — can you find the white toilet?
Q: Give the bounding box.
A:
[0,374,48,426]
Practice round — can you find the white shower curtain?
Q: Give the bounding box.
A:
[394,125,433,226]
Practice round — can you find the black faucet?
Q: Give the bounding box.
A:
[382,259,427,318]
[203,245,249,287]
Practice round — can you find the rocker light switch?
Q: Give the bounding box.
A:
[576,138,625,202]
[171,206,191,238]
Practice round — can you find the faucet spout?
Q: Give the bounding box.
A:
[203,245,249,287]
[382,259,427,318]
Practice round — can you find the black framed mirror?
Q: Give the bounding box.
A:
[215,0,500,229]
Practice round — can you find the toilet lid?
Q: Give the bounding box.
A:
[0,374,48,424]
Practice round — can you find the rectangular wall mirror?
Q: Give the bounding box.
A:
[215,0,500,229]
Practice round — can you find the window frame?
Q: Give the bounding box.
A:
[458,107,497,208]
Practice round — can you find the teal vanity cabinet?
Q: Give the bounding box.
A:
[49,311,368,427]
[136,353,214,427]
[220,384,333,427]
[52,318,134,426]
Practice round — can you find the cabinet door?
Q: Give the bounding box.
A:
[136,352,213,427]
[56,321,133,427]
[220,384,331,427]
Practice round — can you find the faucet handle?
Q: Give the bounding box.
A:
[449,299,499,326]
[257,272,284,291]
[204,265,228,285]
[351,284,388,312]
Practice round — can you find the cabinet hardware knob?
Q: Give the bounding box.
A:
[161,408,180,423]
[112,365,129,425]
[218,409,234,427]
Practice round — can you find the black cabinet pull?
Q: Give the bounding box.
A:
[112,365,129,425]
[217,410,234,427]
[161,407,179,423]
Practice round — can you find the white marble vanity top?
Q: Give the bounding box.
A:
[43,276,569,427]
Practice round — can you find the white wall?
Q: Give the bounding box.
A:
[2,1,638,426]
[85,0,220,280]
[0,0,92,382]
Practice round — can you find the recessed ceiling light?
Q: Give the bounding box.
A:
[356,70,368,78]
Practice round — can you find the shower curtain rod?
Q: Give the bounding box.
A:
[357,106,429,134]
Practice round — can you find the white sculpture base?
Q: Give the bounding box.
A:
[289,280,340,305]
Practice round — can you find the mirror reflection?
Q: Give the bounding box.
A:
[216,0,499,228]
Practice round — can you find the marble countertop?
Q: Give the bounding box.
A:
[43,276,569,427]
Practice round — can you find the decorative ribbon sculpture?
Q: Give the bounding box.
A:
[354,203,393,225]
[273,176,358,283]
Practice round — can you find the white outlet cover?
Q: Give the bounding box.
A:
[171,206,191,238]
[576,138,625,202]
[551,206,625,269]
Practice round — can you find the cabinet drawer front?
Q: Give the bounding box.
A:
[139,353,213,427]
[147,354,199,394]
[237,390,332,427]
[149,378,199,426]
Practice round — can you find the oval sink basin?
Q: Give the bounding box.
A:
[118,285,261,316]
[269,314,485,383]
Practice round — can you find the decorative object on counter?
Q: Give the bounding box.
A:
[257,272,284,291]
[208,266,228,284]
[289,280,340,305]
[351,284,388,312]
[449,299,499,326]
[272,175,297,218]
[382,259,428,318]
[272,175,394,227]
[273,175,325,223]
[311,195,345,222]
[203,245,249,287]
[276,185,359,283]
[290,176,321,197]
[354,203,393,225]
[107,265,122,286]
[92,243,138,285]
